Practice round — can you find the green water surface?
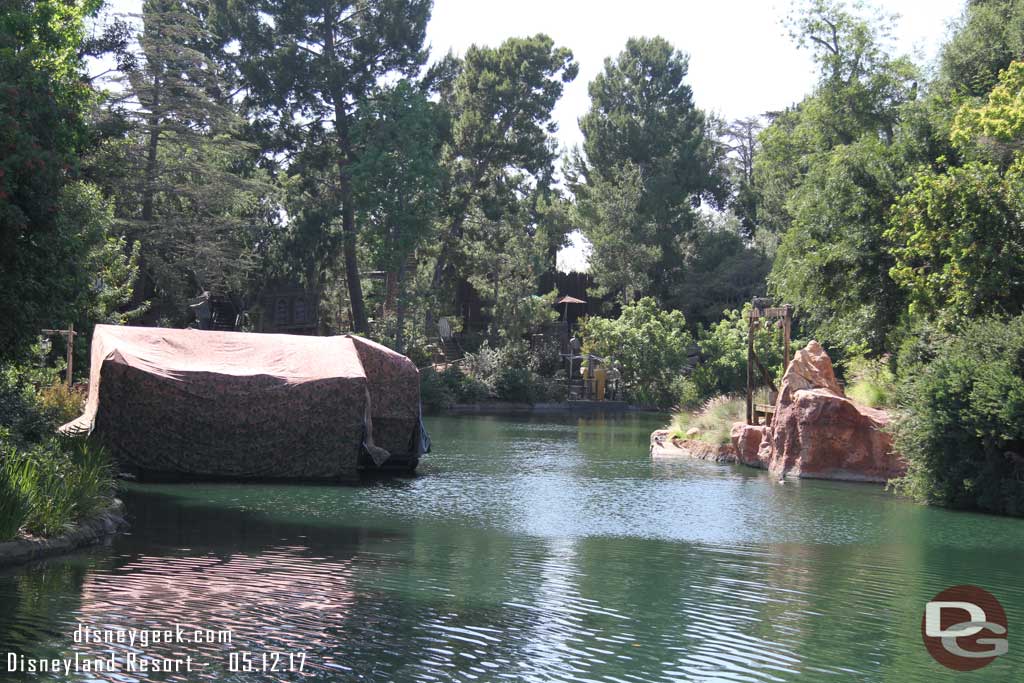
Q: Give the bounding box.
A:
[1,414,1022,682]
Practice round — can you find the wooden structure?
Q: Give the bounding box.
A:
[41,324,77,387]
[259,287,318,335]
[746,300,793,425]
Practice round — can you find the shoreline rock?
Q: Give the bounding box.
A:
[730,422,768,468]
[762,341,905,482]
[0,500,128,569]
[728,340,905,483]
[650,430,738,463]
[656,341,905,485]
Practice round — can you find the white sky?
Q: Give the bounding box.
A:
[98,0,968,271]
[426,0,966,153]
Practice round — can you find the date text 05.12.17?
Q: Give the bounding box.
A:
[227,652,307,673]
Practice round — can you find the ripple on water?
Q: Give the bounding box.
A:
[0,415,1023,682]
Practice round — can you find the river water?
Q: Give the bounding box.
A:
[1,414,1023,682]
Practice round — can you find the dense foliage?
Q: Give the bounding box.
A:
[0,363,115,540]
[0,0,130,352]
[6,0,1024,515]
[892,317,1024,515]
[578,298,692,407]
[688,305,790,405]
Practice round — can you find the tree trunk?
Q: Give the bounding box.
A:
[141,76,161,223]
[325,11,367,334]
[425,165,490,333]
[338,176,367,333]
[395,259,407,354]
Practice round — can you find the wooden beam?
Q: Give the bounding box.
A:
[66,323,74,387]
[746,314,754,425]
[41,326,77,387]
[748,306,789,319]
[783,304,792,376]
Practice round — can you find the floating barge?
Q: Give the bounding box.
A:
[62,325,428,480]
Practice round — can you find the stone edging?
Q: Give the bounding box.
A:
[444,401,660,416]
[650,429,738,463]
[0,500,127,569]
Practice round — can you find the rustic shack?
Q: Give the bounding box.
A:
[61,325,428,480]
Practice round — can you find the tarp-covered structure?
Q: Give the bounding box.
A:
[61,325,429,480]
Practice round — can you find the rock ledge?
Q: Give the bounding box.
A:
[0,500,127,568]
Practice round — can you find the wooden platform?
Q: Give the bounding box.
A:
[753,403,776,425]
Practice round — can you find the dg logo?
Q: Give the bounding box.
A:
[922,585,1008,671]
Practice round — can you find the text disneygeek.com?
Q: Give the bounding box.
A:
[3,623,308,675]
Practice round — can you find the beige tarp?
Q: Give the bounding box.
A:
[61,325,427,479]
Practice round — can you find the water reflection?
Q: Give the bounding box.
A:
[0,414,1022,682]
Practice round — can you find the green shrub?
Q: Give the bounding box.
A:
[0,364,57,447]
[842,353,896,408]
[37,382,85,425]
[461,342,504,390]
[495,367,537,403]
[891,316,1024,515]
[693,305,792,401]
[674,376,702,411]
[529,335,563,378]
[441,364,489,403]
[578,297,693,409]
[0,362,116,539]
[4,437,115,538]
[420,364,491,410]
[420,368,455,411]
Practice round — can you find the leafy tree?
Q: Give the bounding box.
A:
[229,0,432,333]
[350,80,442,352]
[784,0,916,146]
[935,0,1024,100]
[723,117,763,237]
[771,137,908,351]
[762,0,918,353]
[425,35,577,323]
[0,0,105,355]
[887,161,1024,322]
[572,36,723,302]
[887,62,1024,323]
[691,304,789,400]
[578,297,693,407]
[952,60,1024,164]
[572,161,659,305]
[460,205,559,343]
[666,216,770,328]
[91,0,268,321]
[58,181,145,328]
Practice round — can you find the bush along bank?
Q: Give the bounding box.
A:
[891,316,1024,516]
[0,363,120,549]
[420,341,567,412]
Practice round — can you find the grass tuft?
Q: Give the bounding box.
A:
[669,395,746,446]
[0,436,115,540]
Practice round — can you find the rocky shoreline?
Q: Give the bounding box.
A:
[653,341,906,484]
[0,500,127,569]
[650,431,737,463]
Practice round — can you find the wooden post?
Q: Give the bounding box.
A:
[783,305,792,376]
[567,354,573,401]
[41,325,77,387]
[746,312,754,425]
[66,323,74,387]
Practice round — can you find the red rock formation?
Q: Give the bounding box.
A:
[764,341,905,482]
[730,422,768,468]
[650,430,737,463]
